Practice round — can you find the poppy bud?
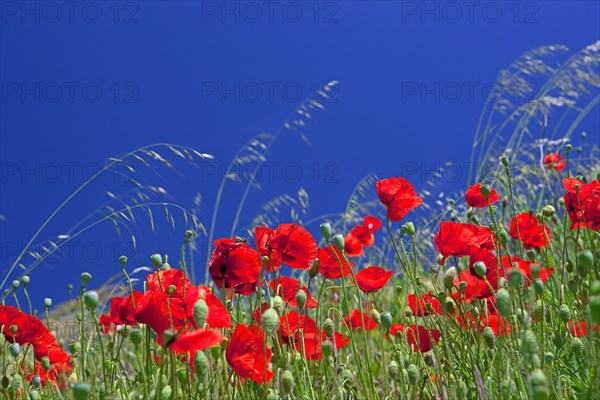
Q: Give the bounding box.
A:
[528,369,549,400]
[323,318,335,338]
[162,260,171,270]
[21,276,30,287]
[500,156,509,167]
[448,199,455,206]
[483,327,495,349]
[509,269,523,288]
[194,350,208,378]
[333,234,345,252]
[407,364,419,385]
[168,285,177,296]
[388,360,399,379]
[150,254,163,269]
[591,280,600,296]
[261,308,280,335]
[568,280,577,294]
[443,267,456,290]
[445,297,456,314]
[11,280,19,291]
[69,342,80,354]
[44,298,52,308]
[320,222,332,240]
[533,300,543,322]
[541,205,555,217]
[80,272,92,286]
[578,250,594,274]
[119,255,127,267]
[470,215,480,225]
[31,375,41,389]
[83,291,99,311]
[571,337,584,356]
[161,386,172,399]
[193,299,208,327]
[473,261,487,279]
[9,343,20,358]
[590,296,600,324]
[498,229,508,245]
[526,250,536,261]
[370,308,381,324]
[532,279,544,296]
[273,296,284,315]
[321,341,333,358]
[501,197,508,208]
[295,290,307,310]
[29,390,41,400]
[380,312,392,330]
[521,330,539,355]
[281,370,294,394]
[402,222,415,237]
[543,352,555,365]
[72,383,91,400]
[309,258,320,278]
[479,184,491,198]
[459,281,467,293]
[557,304,571,323]
[495,289,511,317]
[185,230,193,242]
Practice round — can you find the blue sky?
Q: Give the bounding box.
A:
[1,1,599,306]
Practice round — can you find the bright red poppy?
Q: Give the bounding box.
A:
[168,328,224,354]
[270,276,317,309]
[543,153,565,171]
[376,177,422,222]
[226,324,274,384]
[343,310,378,331]
[434,222,496,264]
[184,285,232,329]
[407,292,443,316]
[344,216,382,256]
[109,290,143,327]
[318,246,354,279]
[510,212,551,249]
[209,238,262,294]
[255,223,318,271]
[562,178,600,231]
[481,315,511,336]
[389,323,440,352]
[355,266,394,292]
[465,183,499,208]
[501,256,554,285]
[453,269,501,300]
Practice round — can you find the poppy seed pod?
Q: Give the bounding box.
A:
[528,369,549,400]
[500,156,509,167]
[193,299,209,327]
[542,205,555,217]
[495,289,511,317]
[388,360,399,378]
[72,383,91,400]
[445,297,456,314]
[150,254,163,269]
[83,291,99,311]
[483,327,496,349]
[403,222,415,237]
[498,229,509,245]
[261,308,280,335]
[168,285,177,296]
[571,337,584,355]
[9,343,20,358]
[521,330,539,355]
[407,364,419,385]
[532,279,544,296]
[80,272,92,286]
[281,370,294,394]
[11,280,19,290]
[380,312,392,330]
[473,261,487,279]
[558,304,571,323]
[40,356,50,371]
[333,234,345,252]
[323,318,335,338]
[578,250,595,274]
[295,290,307,310]
[479,184,491,198]
[320,222,332,240]
[21,276,30,287]
[119,255,127,267]
[44,298,52,308]
[130,330,143,345]
[459,281,468,293]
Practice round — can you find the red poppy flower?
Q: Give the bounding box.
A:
[465,183,499,208]
[501,256,554,285]
[109,290,143,327]
[510,212,551,249]
[226,324,274,384]
[543,153,565,171]
[255,224,318,271]
[563,178,600,231]
[389,323,405,338]
[343,310,378,331]
[184,285,232,329]
[376,177,423,222]
[403,324,441,352]
[481,315,511,336]
[453,269,501,300]
[269,277,317,309]
[355,266,394,292]
[134,291,187,337]
[253,302,270,322]
[344,216,382,256]
[168,328,224,354]
[209,238,262,294]
[318,246,354,279]
[407,292,442,316]
[434,222,496,265]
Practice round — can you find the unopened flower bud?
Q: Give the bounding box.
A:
[309,258,320,278]
[589,296,600,324]
[502,197,508,208]
[11,280,19,290]
[495,289,511,317]
[528,369,549,400]
[407,364,419,385]
[185,230,193,241]
[9,343,20,358]
[193,299,208,327]
[578,250,594,274]
[321,340,333,358]
[281,370,294,394]
[459,281,467,293]
[403,222,415,237]
[168,285,177,296]
[40,356,50,371]
[500,156,509,167]
[445,297,456,314]
[521,330,538,355]
[542,205,555,217]
[80,272,92,286]
[83,291,99,311]
[320,222,332,240]
[72,383,91,400]
[150,254,163,269]
[333,234,345,252]
[261,308,280,335]
[323,318,335,338]
[532,279,544,296]
[479,185,491,198]
[571,337,584,355]
[483,327,495,349]
[473,261,487,279]
[272,296,284,316]
[370,308,381,324]
[194,351,208,378]
[380,312,392,330]
[295,290,307,310]
[44,298,52,308]
[21,276,30,287]
[443,267,456,290]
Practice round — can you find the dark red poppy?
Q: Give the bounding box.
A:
[209,238,262,294]
[407,292,442,316]
[226,324,274,384]
[510,212,551,249]
[465,183,499,208]
[376,177,423,222]
[269,277,317,309]
[168,328,224,354]
[355,266,394,292]
[563,178,600,231]
[318,246,354,279]
[255,224,318,271]
[543,153,565,171]
[343,310,378,331]
[344,216,382,256]
[434,222,496,265]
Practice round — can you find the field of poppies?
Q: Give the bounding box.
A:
[1,44,599,399]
